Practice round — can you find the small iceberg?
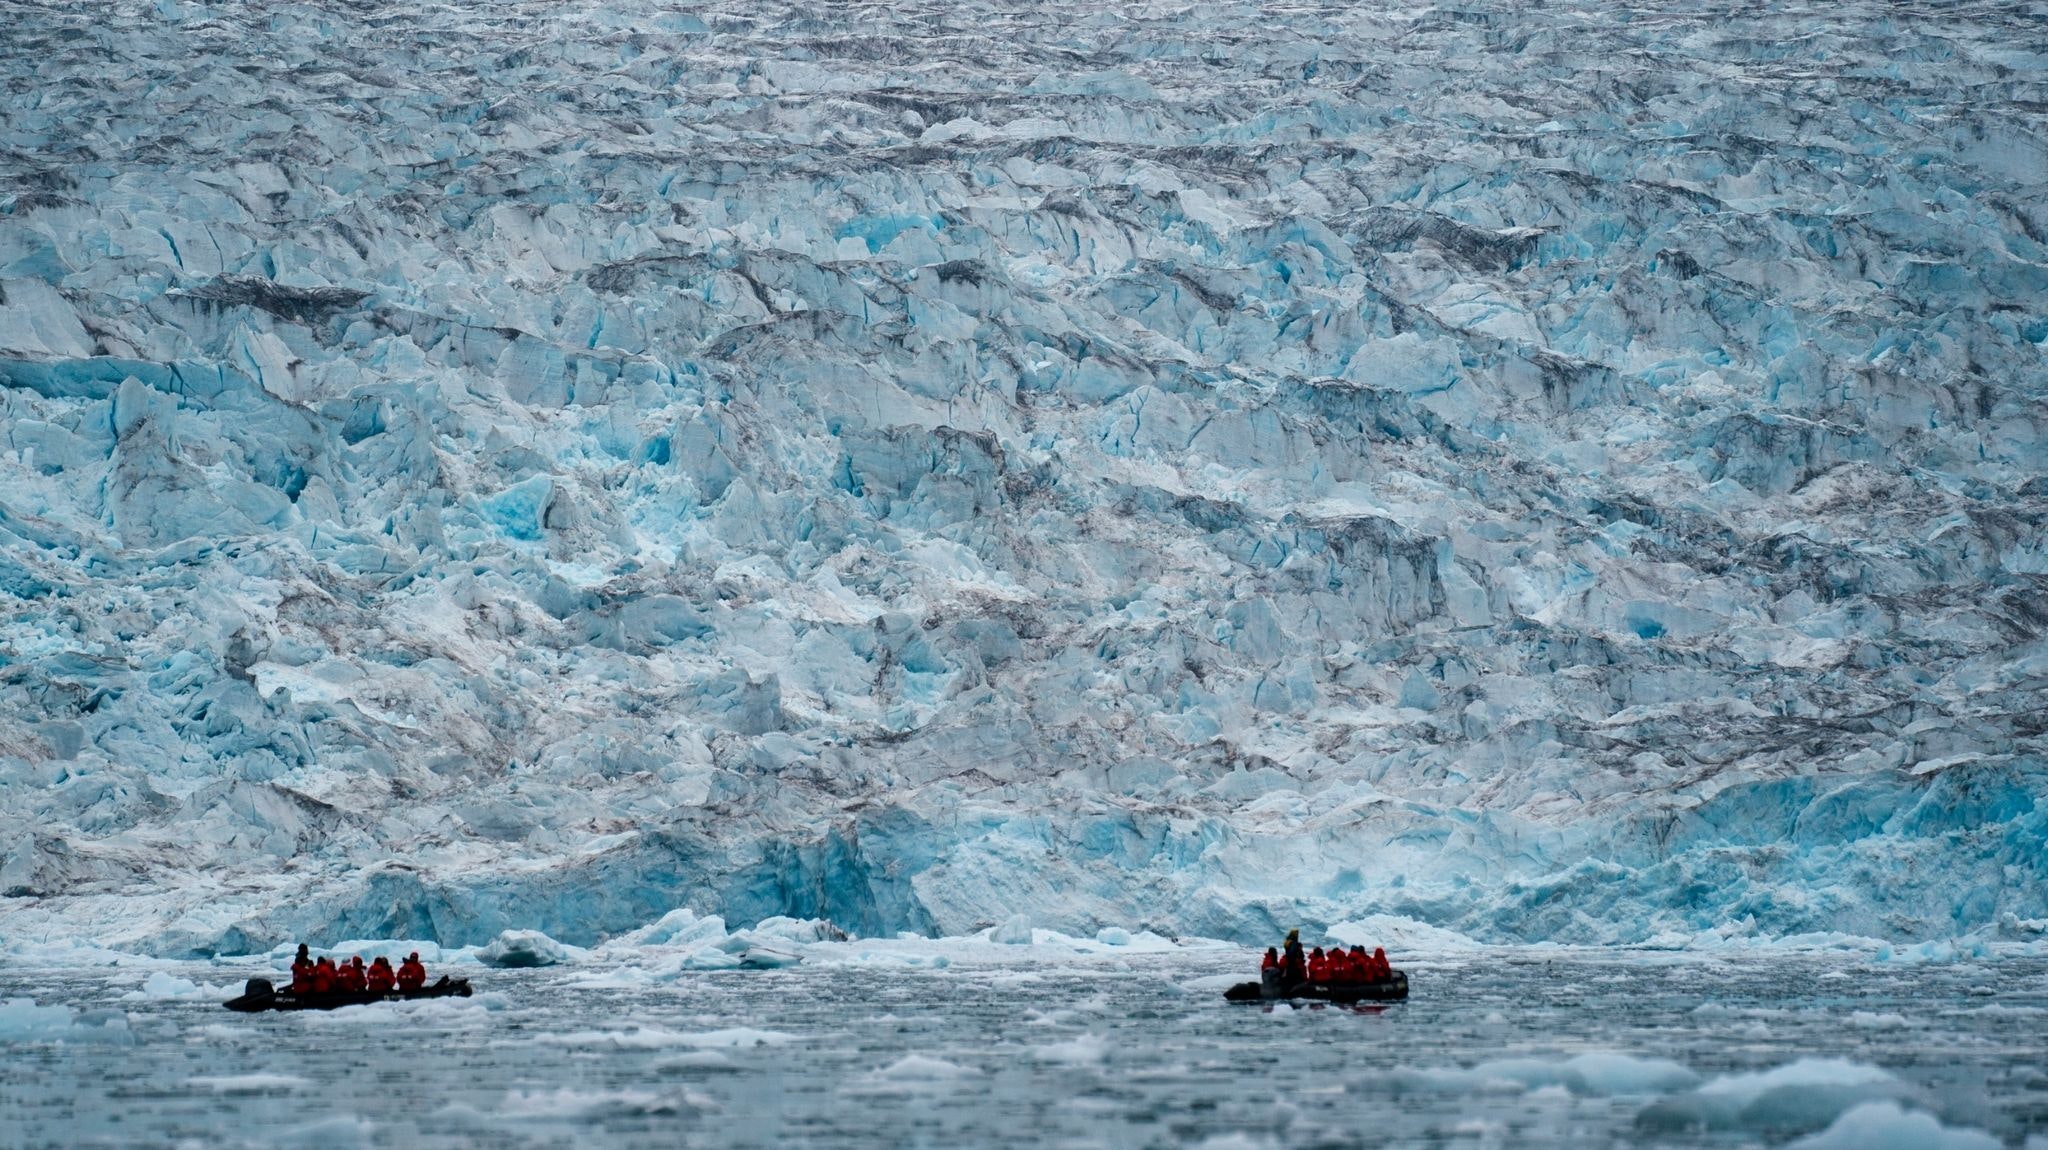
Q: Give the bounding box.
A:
[477,929,573,968]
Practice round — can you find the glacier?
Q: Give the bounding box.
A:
[0,0,2044,957]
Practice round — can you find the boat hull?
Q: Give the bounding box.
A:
[223,977,473,1012]
[1224,972,1408,1003]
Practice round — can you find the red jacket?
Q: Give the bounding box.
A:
[289,960,314,994]
[366,961,395,993]
[397,959,426,991]
[310,960,335,993]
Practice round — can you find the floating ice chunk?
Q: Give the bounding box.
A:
[843,1053,984,1096]
[541,1027,701,1050]
[187,1023,253,1044]
[834,950,951,969]
[295,994,503,1027]
[1393,1052,1697,1097]
[740,916,845,945]
[872,1054,978,1080]
[477,929,573,968]
[0,998,134,1045]
[669,1027,794,1049]
[654,1050,735,1073]
[1695,1058,1897,1105]
[1966,1003,2045,1018]
[189,1073,308,1094]
[1191,1134,1277,1150]
[1785,1102,2000,1150]
[500,1088,690,1119]
[991,915,1034,945]
[562,969,659,990]
[613,909,729,949]
[1029,1033,1108,1066]
[1560,1053,1701,1096]
[672,948,745,971]
[541,1025,790,1050]
[1095,927,1132,946]
[735,946,802,969]
[278,1114,374,1149]
[122,970,231,1001]
[1637,1058,1903,1136]
[1880,938,1993,964]
[1845,1011,1910,1029]
[0,998,86,1041]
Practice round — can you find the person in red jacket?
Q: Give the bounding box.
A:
[1373,947,1391,980]
[310,956,336,994]
[396,953,427,993]
[1260,948,1279,974]
[366,956,396,994]
[289,945,315,994]
[1308,946,1328,983]
[337,957,366,993]
[1330,946,1355,984]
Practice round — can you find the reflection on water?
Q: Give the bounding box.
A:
[3,951,2044,1148]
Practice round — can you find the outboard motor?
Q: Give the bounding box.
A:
[244,977,274,998]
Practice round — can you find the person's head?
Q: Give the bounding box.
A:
[317,956,332,967]
[408,952,420,962]
[1374,947,1386,959]
[1265,947,1277,958]
[296,944,309,957]
[1352,946,1365,956]
[352,956,364,967]
[1311,946,1323,957]
[1285,929,1299,944]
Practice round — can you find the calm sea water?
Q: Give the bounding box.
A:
[3,951,2045,1148]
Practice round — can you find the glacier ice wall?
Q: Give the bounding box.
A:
[0,0,2044,955]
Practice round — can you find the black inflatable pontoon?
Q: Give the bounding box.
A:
[1224,971,1408,1003]
[223,976,474,1012]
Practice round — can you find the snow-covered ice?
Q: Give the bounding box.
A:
[0,996,133,1044]
[476,927,576,968]
[1787,1102,2004,1150]
[0,0,2044,980]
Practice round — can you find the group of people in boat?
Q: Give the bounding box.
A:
[288,943,429,996]
[1259,929,1393,986]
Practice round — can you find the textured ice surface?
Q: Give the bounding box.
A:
[1787,1102,2004,1150]
[477,927,575,967]
[0,0,2045,954]
[2,952,2044,1148]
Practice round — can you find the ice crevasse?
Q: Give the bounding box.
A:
[0,0,2044,956]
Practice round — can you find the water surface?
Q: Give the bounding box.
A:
[4,951,2044,1148]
